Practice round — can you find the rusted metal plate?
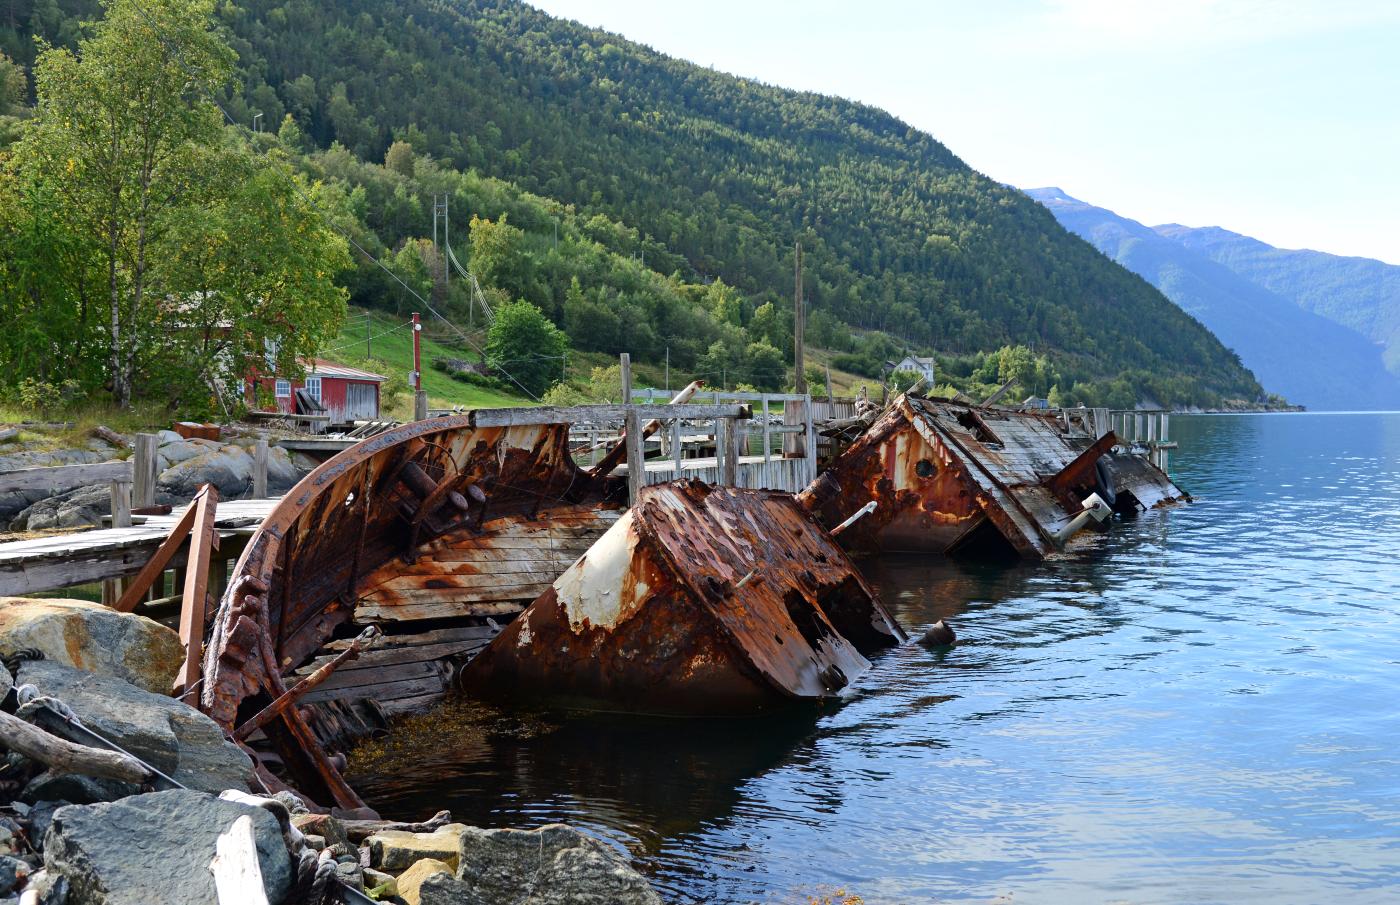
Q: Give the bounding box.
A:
[464,480,906,715]
[799,395,1188,558]
[200,414,622,806]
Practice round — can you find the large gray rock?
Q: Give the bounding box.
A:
[0,599,182,693]
[158,444,254,499]
[453,824,661,905]
[44,790,291,905]
[15,661,252,794]
[11,485,112,531]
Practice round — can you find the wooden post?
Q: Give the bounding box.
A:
[671,417,683,477]
[824,365,833,400]
[101,479,133,606]
[109,479,132,528]
[803,395,818,484]
[174,485,220,697]
[619,353,632,404]
[624,409,644,504]
[252,440,268,499]
[760,394,772,462]
[723,417,742,487]
[133,433,158,508]
[793,242,805,394]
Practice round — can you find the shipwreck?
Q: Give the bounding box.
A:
[799,393,1188,558]
[199,412,630,808]
[464,479,905,715]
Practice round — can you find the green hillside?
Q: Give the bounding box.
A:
[1,0,1267,408]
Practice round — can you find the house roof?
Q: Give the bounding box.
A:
[305,359,387,382]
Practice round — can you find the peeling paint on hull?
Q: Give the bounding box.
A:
[464,480,907,715]
[800,395,1189,559]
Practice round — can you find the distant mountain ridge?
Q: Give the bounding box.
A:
[1025,188,1400,411]
[1152,224,1400,376]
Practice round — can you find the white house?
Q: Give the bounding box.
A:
[889,354,936,385]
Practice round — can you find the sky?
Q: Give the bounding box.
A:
[529,0,1400,264]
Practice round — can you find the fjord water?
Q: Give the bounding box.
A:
[353,413,1400,903]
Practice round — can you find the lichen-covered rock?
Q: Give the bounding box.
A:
[418,872,481,905]
[454,824,661,905]
[0,599,181,693]
[44,790,291,905]
[292,813,349,849]
[367,825,468,872]
[396,858,452,905]
[15,661,252,794]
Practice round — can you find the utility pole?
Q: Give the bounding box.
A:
[365,314,371,359]
[412,312,426,421]
[664,346,670,393]
[793,241,806,394]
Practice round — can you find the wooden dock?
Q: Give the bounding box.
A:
[0,498,279,597]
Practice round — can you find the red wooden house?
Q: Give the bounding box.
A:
[248,359,386,423]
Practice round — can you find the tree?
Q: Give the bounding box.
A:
[16,0,235,406]
[485,300,568,397]
[744,341,785,392]
[384,140,414,177]
[0,53,25,115]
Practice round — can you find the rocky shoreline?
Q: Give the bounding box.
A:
[0,428,307,534]
[0,598,664,904]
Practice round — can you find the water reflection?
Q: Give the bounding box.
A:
[354,414,1400,903]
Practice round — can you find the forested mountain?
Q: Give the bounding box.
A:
[1155,225,1400,378]
[1027,188,1400,411]
[0,0,1266,407]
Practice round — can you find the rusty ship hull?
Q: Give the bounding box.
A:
[800,395,1188,559]
[200,414,623,808]
[464,480,906,715]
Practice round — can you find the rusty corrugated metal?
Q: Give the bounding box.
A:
[464,480,906,714]
[799,395,1188,558]
[200,415,622,807]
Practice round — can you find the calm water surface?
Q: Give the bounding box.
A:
[352,413,1400,903]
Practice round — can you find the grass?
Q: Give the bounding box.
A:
[326,307,531,418]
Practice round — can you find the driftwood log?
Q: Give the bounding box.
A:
[0,709,153,784]
[91,425,132,449]
[210,815,271,905]
[341,809,453,843]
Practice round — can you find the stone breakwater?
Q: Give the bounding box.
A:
[0,599,664,905]
[0,429,307,533]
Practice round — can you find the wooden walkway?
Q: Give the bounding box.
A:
[0,498,280,597]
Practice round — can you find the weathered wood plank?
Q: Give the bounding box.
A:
[470,403,751,428]
[322,624,500,651]
[300,674,449,705]
[356,600,526,623]
[0,461,132,495]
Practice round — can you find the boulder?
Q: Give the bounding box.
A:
[0,855,30,896]
[367,825,467,872]
[291,813,349,849]
[44,790,291,905]
[0,599,182,693]
[158,445,253,499]
[418,872,480,905]
[15,661,252,794]
[20,773,136,807]
[454,824,661,905]
[11,485,111,531]
[396,858,452,905]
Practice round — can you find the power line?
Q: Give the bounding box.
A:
[119,0,542,402]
